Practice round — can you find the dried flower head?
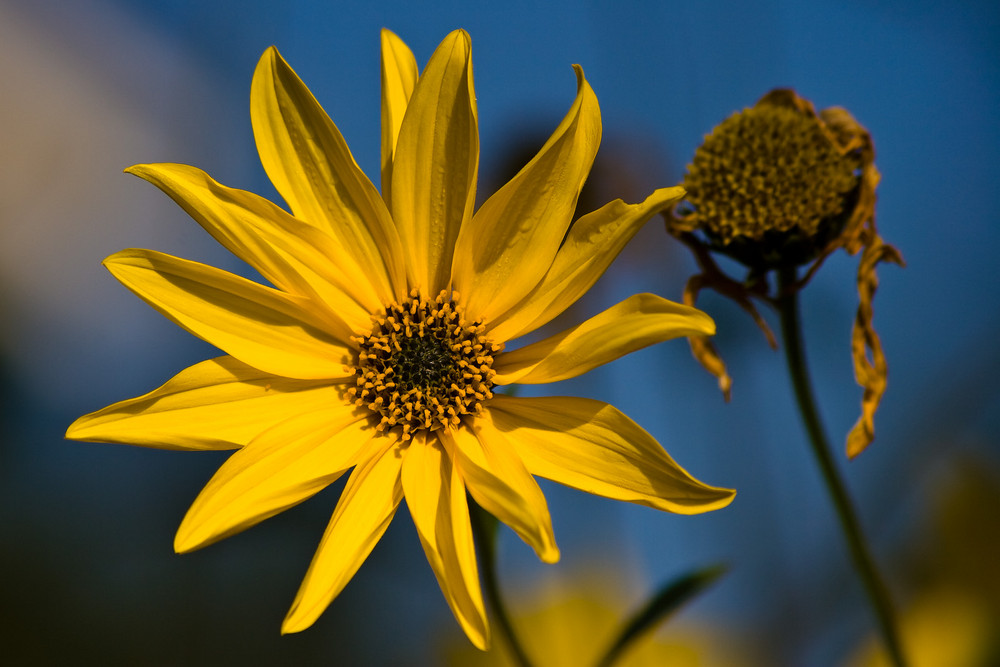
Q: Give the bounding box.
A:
[666,89,903,457]
[682,101,858,243]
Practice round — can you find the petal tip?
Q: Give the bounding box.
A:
[380,27,402,47]
[282,600,321,636]
[280,615,305,636]
[101,250,129,268]
[64,416,87,441]
[708,487,737,510]
[666,485,736,515]
[699,312,717,336]
[570,64,594,96]
[439,28,472,56]
[123,163,166,183]
[255,45,284,79]
[124,163,166,183]
[101,248,143,271]
[463,621,490,651]
[173,529,197,554]
[174,515,211,554]
[652,184,686,205]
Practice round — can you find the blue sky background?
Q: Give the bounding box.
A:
[2,0,998,664]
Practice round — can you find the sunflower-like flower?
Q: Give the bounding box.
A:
[665,89,903,458]
[67,30,734,648]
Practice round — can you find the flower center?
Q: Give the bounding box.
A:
[680,103,860,246]
[349,290,502,440]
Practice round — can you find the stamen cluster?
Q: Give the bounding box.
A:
[682,103,860,244]
[350,290,502,440]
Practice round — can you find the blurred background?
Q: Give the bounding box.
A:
[2,0,998,664]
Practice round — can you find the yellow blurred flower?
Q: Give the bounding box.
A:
[67,30,734,647]
[846,586,996,667]
[443,573,753,666]
[665,89,903,457]
[846,459,1000,666]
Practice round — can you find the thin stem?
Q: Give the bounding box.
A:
[776,266,906,667]
[469,499,534,667]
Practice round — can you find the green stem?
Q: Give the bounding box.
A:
[776,266,906,667]
[469,499,534,667]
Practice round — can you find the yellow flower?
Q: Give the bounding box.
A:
[845,586,997,667]
[66,29,735,648]
[846,459,1000,666]
[443,571,755,666]
[665,89,903,457]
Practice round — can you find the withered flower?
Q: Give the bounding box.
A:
[666,89,903,457]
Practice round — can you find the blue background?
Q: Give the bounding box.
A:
[2,0,998,664]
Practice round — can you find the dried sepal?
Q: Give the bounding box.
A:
[847,237,905,458]
[676,234,777,401]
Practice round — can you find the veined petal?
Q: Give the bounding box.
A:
[126,163,378,330]
[390,30,478,294]
[440,422,559,563]
[488,187,685,342]
[494,293,714,385]
[250,46,406,301]
[104,249,352,380]
[489,395,735,514]
[66,356,340,451]
[380,29,418,205]
[454,65,600,324]
[402,434,489,649]
[282,438,404,634]
[175,404,375,553]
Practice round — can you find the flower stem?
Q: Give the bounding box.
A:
[469,499,534,667]
[776,266,906,667]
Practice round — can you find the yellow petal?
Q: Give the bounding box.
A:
[250,46,406,301]
[380,29,418,205]
[104,249,352,380]
[175,405,375,553]
[390,30,478,294]
[401,434,489,649]
[282,438,405,634]
[454,65,600,324]
[494,293,714,385]
[489,395,735,514]
[440,422,559,563]
[488,187,685,342]
[66,355,340,451]
[126,163,378,330]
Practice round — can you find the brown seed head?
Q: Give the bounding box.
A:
[678,100,860,247]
